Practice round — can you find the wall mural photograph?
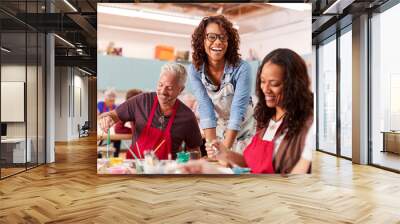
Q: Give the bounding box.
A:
[96,2,314,175]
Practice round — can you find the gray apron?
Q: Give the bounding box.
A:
[205,82,255,154]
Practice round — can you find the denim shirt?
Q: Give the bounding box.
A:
[188,59,252,131]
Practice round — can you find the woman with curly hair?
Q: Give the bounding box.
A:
[189,15,254,155]
[181,48,314,174]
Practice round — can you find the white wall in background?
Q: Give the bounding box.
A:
[241,27,311,60]
[1,82,25,122]
[1,65,32,138]
[98,27,191,59]
[71,74,89,138]
[98,7,311,60]
[55,67,89,141]
[54,67,69,141]
[240,9,311,59]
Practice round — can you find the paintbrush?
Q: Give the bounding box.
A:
[153,139,166,154]
[135,142,142,159]
[106,128,110,158]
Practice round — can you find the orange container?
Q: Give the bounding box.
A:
[155,45,175,61]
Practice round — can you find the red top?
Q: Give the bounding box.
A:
[114,121,132,134]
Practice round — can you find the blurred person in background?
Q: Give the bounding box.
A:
[180,92,198,114]
[98,88,117,115]
[97,88,120,153]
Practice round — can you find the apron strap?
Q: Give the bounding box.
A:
[272,119,286,142]
[164,100,179,134]
[102,102,107,113]
[146,95,159,129]
[257,128,267,140]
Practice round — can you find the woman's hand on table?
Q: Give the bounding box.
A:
[205,139,227,158]
[204,140,233,167]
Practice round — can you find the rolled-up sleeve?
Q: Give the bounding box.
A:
[228,61,251,131]
[188,64,217,129]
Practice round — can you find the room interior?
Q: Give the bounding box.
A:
[0,0,399,222]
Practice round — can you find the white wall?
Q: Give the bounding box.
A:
[240,10,311,59]
[1,64,46,163]
[98,23,311,61]
[98,27,191,59]
[97,7,311,60]
[71,74,89,138]
[55,67,69,141]
[54,67,89,141]
[241,26,311,59]
[1,65,26,81]
[1,65,29,138]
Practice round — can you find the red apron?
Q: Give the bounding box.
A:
[243,123,284,174]
[126,96,178,160]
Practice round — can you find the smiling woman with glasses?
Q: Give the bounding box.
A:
[189,15,255,157]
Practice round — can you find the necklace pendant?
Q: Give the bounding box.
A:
[158,115,165,129]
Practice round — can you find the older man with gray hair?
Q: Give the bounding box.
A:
[97,88,117,115]
[98,63,202,160]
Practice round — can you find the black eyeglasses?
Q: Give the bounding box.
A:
[206,33,228,42]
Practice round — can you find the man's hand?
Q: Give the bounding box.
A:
[98,112,117,132]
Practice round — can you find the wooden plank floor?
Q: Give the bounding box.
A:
[1,135,400,223]
[373,151,400,171]
[1,167,26,177]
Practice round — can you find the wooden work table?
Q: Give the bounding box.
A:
[97,158,236,175]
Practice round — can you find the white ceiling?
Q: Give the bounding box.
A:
[97,3,295,36]
[98,3,310,37]
[97,3,312,60]
[98,13,195,36]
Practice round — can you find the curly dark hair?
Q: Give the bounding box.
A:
[254,48,313,138]
[191,15,241,71]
